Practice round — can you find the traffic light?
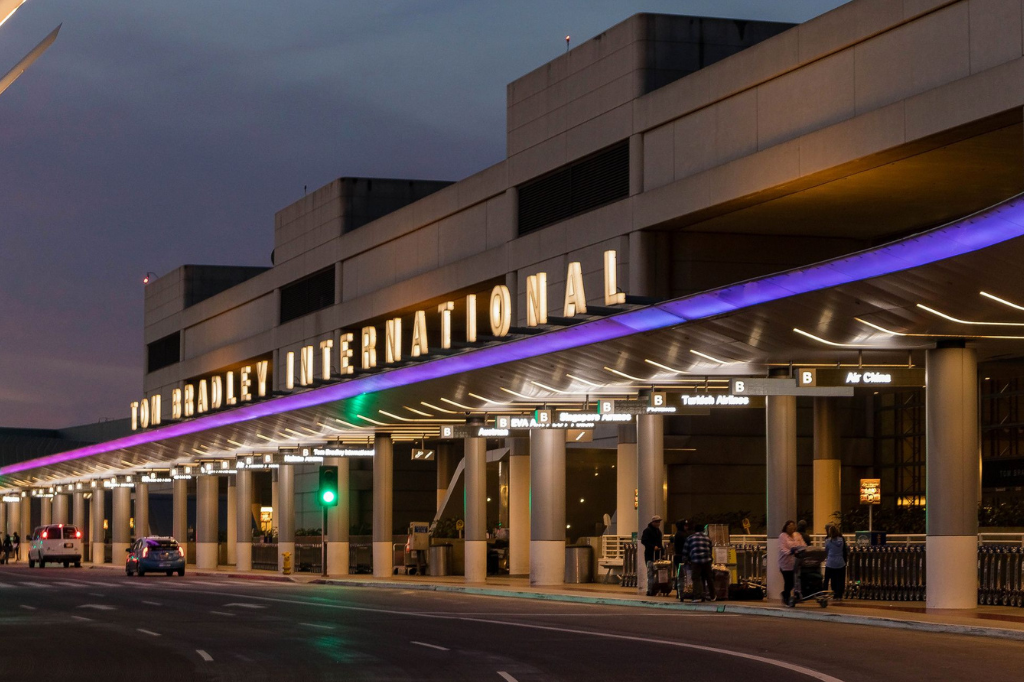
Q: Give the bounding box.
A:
[318,465,339,507]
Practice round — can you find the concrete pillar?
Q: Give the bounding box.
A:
[530,428,566,585]
[271,472,279,536]
[636,414,664,593]
[373,433,394,578]
[464,432,487,583]
[325,456,350,576]
[0,500,6,536]
[20,496,31,554]
[235,468,253,571]
[766,394,798,603]
[508,437,530,576]
[52,493,69,525]
[8,499,21,561]
[926,344,980,610]
[196,475,219,569]
[436,442,454,512]
[73,491,86,541]
[813,398,842,535]
[226,477,237,565]
[277,464,295,574]
[135,483,149,538]
[112,486,131,560]
[40,496,52,526]
[172,478,187,562]
[90,489,104,564]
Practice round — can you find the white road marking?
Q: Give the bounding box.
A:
[56,581,90,587]
[300,622,333,630]
[18,582,50,588]
[19,605,35,610]
[88,593,104,597]
[196,649,214,662]
[411,641,449,651]
[78,604,115,610]
[209,611,235,617]
[71,616,92,622]
[136,628,161,637]
[185,588,846,682]
[497,673,518,682]
[142,601,161,606]
[224,603,265,609]
[0,582,12,588]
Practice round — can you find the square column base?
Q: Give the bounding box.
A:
[235,543,252,571]
[196,542,218,570]
[91,542,106,565]
[326,542,349,576]
[373,541,392,578]
[766,537,783,602]
[530,540,564,586]
[927,535,978,609]
[465,540,487,583]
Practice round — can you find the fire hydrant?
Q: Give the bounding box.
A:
[282,551,292,575]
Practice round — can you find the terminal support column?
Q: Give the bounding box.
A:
[0,500,6,536]
[926,343,980,610]
[226,477,236,565]
[90,489,104,564]
[52,493,68,524]
[235,468,253,571]
[277,465,295,574]
[508,437,530,576]
[616,425,638,539]
[436,442,455,513]
[196,475,219,569]
[465,431,487,583]
[172,478,187,562]
[373,433,394,578]
[135,483,149,538]
[636,415,664,594]
[813,398,842,535]
[40,495,52,526]
[325,456,350,576]
[766,394,798,603]
[72,491,85,534]
[112,486,131,560]
[530,428,566,585]
[7,500,20,560]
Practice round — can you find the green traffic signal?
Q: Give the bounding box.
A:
[318,465,339,508]
[322,490,336,504]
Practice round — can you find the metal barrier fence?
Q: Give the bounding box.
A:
[979,546,1024,607]
[734,544,767,584]
[252,543,277,571]
[621,542,637,588]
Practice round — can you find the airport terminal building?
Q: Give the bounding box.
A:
[5,2,1024,608]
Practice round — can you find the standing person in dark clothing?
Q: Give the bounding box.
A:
[672,519,691,593]
[640,515,663,596]
[797,519,812,546]
[1,533,10,564]
[682,525,715,602]
[12,532,20,562]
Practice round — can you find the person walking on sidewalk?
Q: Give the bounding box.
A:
[682,525,715,602]
[640,515,663,596]
[12,532,20,562]
[779,520,806,605]
[672,519,691,593]
[823,524,848,600]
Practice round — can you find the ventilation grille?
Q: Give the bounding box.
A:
[518,141,629,235]
[279,266,335,324]
[147,332,180,374]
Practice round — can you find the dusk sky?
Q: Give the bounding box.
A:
[0,1,848,429]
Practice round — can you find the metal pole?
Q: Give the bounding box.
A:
[321,507,327,577]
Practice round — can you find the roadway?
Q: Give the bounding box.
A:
[0,564,1021,681]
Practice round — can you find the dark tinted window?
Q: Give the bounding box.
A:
[279,267,335,324]
[62,526,80,539]
[147,332,181,373]
[144,538,179,549]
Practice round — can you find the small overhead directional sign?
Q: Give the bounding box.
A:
[730,378,854,397]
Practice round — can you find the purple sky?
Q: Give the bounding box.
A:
[0,0,848,429]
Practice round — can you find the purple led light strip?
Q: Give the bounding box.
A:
[5,194,1024,478]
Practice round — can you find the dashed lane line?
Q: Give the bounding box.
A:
[224,603,265,609]
[137,628,161,637]
[142,601,161,606]
[19,605,35,610]
[411,641,449,651]
[300,622,333,630]
[18,582,51,588]
[71,616,92,622]
[209,611,235,617]
[497,673,518,682]
[196,650,214,662]
[77,604,115,610]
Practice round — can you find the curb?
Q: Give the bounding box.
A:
[313,578,1024,642]
[195,571,298,583]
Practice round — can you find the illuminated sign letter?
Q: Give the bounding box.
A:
[438,301,454,349]
[130,401,139,431]
[149,394,161,426]
[225,371,236,405]
[285,352,295,390]
[489,285,511,337]
[139,398,150,429]
[319,339,333,380]
[255,360,269,397]
[361,326,377,369]
[210,376,223,409]
[526,273,547,327]
[563,261,587,317]
[240,366,252,401]
[339,333,354,374]
[300,345,314,386]
[172,388,182,418]
[183,384,195,417]
[197,379,208,414]
[466,294,477,342]
[410,310,428,358]
[604,250,626,305]
[385,318,402,363]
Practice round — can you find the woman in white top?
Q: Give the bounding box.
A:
[778,520,806,605]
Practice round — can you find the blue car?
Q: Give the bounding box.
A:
[126,536,186,577]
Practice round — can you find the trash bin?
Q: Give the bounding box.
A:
[429,544,452,577]
[564,545,593,584]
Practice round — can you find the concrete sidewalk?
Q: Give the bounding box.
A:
[87,561,1024,641]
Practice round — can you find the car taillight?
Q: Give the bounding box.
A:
[75,531,82,538]
[41,531,47,539]
[142,547,149,558]
[177,547,185,557]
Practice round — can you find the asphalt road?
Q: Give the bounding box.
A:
[1,564,1021,681]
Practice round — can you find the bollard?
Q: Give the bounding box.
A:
[282,551,292,575]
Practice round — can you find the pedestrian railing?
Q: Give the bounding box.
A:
[621,542,638,588]
[252,543,277,571]
[978,546,1024,606]
[845,546,926,601]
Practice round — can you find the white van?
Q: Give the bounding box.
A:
[28,524,83,568]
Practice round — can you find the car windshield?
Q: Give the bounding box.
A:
[144,539,179,549]
[62,526,79,539]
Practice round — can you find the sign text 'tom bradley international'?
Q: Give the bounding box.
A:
[131,250,629,430]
